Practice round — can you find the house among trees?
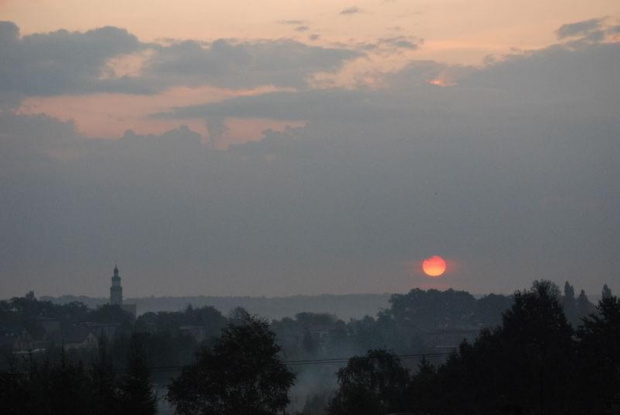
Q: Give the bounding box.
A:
[63,325,99,350]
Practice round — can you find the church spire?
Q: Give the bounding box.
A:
[110,265,123,306]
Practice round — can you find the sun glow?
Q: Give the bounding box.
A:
[427,78,456,87]
[422,256,447,277]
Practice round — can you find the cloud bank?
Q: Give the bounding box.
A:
[0,21,362,101]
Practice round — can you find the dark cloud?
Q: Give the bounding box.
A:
[158,37,619,124]
[143,38,361,89]
[156,88,376,121]
[279,20,307,25]
[0,19,17,41]
[205,115,229,147]
[555,18,620,46]
[583,30,606,42]
[464,42,620,113]
[367,36,422,52]
[381,37,420,50]
[0,22,361,97]
[556,17,605,39]
[0,21,148,96]
[335,35,422,55]
[339,6,361,15]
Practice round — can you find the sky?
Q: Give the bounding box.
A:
[0,1,619,299]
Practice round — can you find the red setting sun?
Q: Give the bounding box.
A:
[422,256,447,277]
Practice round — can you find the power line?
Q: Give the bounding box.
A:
[283,352,452,367]
[143,352,452,372]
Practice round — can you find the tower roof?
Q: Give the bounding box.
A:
[112,265,121,281]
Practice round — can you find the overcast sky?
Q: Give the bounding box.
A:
[1,1,619,298]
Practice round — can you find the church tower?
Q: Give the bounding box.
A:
[110,265,123,306]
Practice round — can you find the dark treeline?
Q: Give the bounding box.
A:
[272,282,597,364]
[325,281,620,415]
[1,333,157,415]
[0,281,614,414]
[40,293,394,321]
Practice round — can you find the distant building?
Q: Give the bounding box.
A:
[63,326,99,351]
[109,265,137,317]
[82,322,120,339]
[110,265,123,305]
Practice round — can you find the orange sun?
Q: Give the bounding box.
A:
[422,255,447,277]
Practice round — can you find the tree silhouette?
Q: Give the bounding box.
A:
[575,295,620,413]
[327,349,410,415]
[431,281,576,415]
[117,334,157,415]
[0,354,29,415]
[167,310,295,415]
[406,357,438,414]
[564,282,575,299]
[90,336,120,415]
[577,289,596,318]
[562,281,578,325]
